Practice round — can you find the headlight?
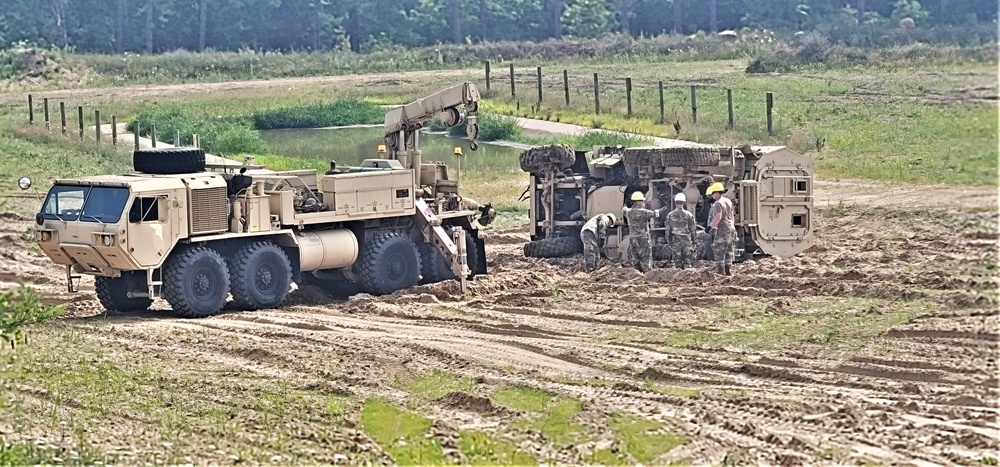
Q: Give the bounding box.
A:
[93,233,115,247]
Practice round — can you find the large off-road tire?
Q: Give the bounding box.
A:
[418,241,450,284]
[622,147,719,169]
[133,147,206,174]
[419,229,482,284]
[518,144,576,173]
[229,242,292,311]
[95,271,153,313]
[358,233,420,295]
[523,236,583,258]
[163,246,230,318]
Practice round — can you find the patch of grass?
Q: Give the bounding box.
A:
[126,105,266,155]
[644,382,701,398]
[0,284,64,349]
[360,398,445,465]
[661,297,933,357]
[608,412,687,464]
[252,100,384,130]
[0,439,113,465]
[459,431,537,465]
[401,369,474,400]
[525,129,654,149]
[1,326,359,464]
[491,386,586,446]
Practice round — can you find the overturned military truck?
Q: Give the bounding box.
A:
[519,142,814,263]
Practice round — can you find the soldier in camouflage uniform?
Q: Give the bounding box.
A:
[622,191,660,273]
[706,182,736,275]
[665,192,697,269]
[579,212,616,272]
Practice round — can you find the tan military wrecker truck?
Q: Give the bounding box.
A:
[30,83,495,317]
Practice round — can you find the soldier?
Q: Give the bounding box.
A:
[579,212,616,272]
[622,191,659,273]
[666,192,696,269]
[325,160,342,175]
[706,182,735,275]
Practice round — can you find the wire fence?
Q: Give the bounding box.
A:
[485,61,779,135]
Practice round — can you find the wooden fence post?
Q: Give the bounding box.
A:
[509,63,515,98]
[28,95,33,124]
[151,123,157,148]
[111,115,118,145]
[60,102,66,135]
[485,60,491,92]
[43,98,49,129]
[174,129,180,146]
[625,78,633,118]
[690,85,697,124]
[658,81,665,124]
[593,73,600,115]
[536,66,542,104]
[134,122,140,150]
[563,70,569,106]
[727,89,734,129]
[77,106,84,140]
[766,92,774,135]
[95,110,101,144]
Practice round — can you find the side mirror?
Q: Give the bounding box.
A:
[18,176,31,190]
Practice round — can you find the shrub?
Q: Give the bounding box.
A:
[446,111,523,141]
[0,284,64,350]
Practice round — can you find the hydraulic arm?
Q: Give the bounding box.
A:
[383,82,481,169]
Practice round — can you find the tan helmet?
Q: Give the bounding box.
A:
[630,191,645,201]
[706,182,726,195]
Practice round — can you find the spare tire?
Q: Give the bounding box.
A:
[133,147,206,174]
[519,144,576,173]
[524,236,583,258]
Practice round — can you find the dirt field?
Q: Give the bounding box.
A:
[1,179,996,465]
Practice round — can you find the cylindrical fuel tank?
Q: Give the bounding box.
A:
[296,229,359,271]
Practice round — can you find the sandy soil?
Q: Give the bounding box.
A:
[1,179,996,465]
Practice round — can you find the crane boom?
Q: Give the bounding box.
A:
[383,82,480,166]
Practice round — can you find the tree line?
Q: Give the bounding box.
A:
[0,0,994,54]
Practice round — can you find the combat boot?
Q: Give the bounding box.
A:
[724,264,732,276]
[716,264,725,275]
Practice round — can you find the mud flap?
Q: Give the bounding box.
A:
[742,149,814,257]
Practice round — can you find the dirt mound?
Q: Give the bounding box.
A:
[2,47,85,87]
[439,391,497,413]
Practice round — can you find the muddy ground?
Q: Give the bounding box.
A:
[0,181,997,465]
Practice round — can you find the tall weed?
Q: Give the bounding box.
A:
[0,284,63,350]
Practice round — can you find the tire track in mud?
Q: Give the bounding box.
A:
[5,188,998,464]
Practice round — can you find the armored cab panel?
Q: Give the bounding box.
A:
[742,147,814,257]
[586,186,625,221]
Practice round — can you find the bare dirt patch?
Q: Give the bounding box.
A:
[1,180,997,465]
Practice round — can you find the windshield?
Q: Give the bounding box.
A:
[41,185,130,223]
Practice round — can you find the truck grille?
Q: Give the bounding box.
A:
[190,187,228,234]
